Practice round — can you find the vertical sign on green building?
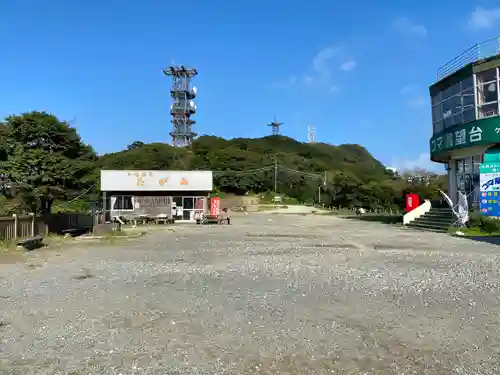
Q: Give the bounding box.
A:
[479,148,500,217]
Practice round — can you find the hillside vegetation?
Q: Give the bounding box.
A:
[0,111,446,214]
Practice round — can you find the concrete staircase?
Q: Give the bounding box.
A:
[406,200,456,232]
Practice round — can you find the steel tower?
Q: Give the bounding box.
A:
[308,125,316,143]
[163,65,198,147]
[267,116,283,136]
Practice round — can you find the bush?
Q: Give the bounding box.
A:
[468,213,500,233]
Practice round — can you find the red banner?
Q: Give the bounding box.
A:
[210,197,221,216]
[405,194,420,213]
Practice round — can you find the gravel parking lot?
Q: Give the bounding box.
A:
[1,213,500,374]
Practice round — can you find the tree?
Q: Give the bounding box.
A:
[127,141,145,150]
[0,112,447,214]
[0,111,97,214]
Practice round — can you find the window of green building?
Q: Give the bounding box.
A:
[432,76,476,134]
[476,68,499,119]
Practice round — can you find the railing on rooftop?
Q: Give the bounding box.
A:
[436,37,500,82]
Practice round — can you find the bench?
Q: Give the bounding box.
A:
[154,218,174,224]
[197,215,230,225]
[61,227,91,237]
[16,235,45,250]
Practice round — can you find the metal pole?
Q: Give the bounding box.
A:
[318,185,321,204]
[274,155,278,194]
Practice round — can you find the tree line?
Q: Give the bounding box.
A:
[0,111,446,215]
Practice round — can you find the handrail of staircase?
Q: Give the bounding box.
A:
[439,189,469,227]
[403,199,431,225]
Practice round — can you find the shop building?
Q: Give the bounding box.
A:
[429,37,500,207]
[100,170,212,223]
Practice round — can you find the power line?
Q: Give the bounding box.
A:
[279,165,324,180]
[67,183,97,204]
[213,166,274,176]
[213,164,326,182]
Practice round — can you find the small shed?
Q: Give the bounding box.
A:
[100,170,213,223]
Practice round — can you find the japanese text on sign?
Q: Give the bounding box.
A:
[482,176,500,190]
[431,126,483,153]
[128,171,153,187]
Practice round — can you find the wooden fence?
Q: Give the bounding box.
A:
[0,214,44,242]
[46,213,93,234]
[0,212,93,241]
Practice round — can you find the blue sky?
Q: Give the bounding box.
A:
[1,1,500,172]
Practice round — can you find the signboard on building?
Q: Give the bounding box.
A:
[429,117,500,159]
[479,163,500,217]
[100,170,213,192]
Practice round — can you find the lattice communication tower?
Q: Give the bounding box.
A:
[307,125,316,143]
[267,116,283,136]
[163,65,198,147]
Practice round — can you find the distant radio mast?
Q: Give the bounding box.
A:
[308,125,316,143]
[267,116,283,136]
[163,64,198,147]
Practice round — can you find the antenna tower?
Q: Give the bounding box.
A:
[267,116,284,136]
[308,125,316,143]
[163,64,198,147]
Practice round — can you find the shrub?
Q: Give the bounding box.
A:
[468,213,500,233]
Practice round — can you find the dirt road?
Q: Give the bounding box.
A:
[1,214,500,374]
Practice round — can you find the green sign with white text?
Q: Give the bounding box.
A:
[430,116,500,160]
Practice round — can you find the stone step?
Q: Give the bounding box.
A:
[406,221,449,232]
[412,217,455,225]
[422,214,454,221]
[426,210,453,216]
[409,219,451,227]
[404,225,448,233]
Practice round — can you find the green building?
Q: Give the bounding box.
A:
[430,37,500,207]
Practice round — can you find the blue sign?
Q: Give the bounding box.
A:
[480,162,500,217]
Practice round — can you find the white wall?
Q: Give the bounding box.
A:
[101,170,213,192]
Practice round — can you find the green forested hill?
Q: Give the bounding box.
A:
[102,135,388,177]
[0,111,445,214]
[100,135,405,207]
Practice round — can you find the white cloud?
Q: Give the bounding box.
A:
[312,46,341,77]
[400,84,427,107]
[400,84,417,94]
[407,96,427,108]
[302,74,315,85]
[270,46,349,91]
[468,6,500,29]
[392,16,427,37]
[340,60,357,72]
[392,152,444,173]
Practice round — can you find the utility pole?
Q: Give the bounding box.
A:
[274,155,278,194]
[319,171,327,206]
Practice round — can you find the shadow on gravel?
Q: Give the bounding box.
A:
[462,236,500,245]
[301,243,360,249]
[249,244,359,256]
[343,214,403,225]
[73,268,94,280]
[373,244,437,251]
[245,233,320,239]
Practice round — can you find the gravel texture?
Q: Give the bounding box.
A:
[1,213,500,374]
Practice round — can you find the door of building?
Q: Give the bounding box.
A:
[172,196,206,221]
